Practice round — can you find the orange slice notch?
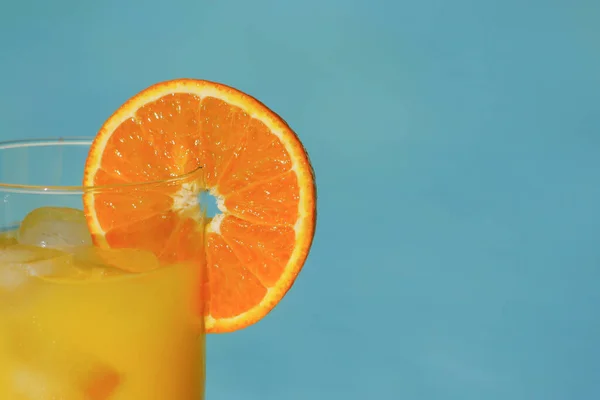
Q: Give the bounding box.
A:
[83,79,316,333]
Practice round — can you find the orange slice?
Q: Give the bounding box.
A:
[83,79,316,333]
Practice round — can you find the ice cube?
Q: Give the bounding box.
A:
[73,247,161,274]
[0,244,160,288]
[8,363,83,399]
[18,207,92,249]
[0,244,65,264]
[3,327,121,400]
[0,245,68,290]
[0,264,28,290]
[7,362,120,400]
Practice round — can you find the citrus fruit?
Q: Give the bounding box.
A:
[82,79,316,333]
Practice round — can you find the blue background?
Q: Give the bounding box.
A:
[1,0,599,399]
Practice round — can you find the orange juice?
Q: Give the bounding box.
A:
[0,210,204,399]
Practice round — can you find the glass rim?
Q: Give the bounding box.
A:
[0,137,204,194]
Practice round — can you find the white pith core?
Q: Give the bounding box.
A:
[172,181,202,212]
[171,181,228,226]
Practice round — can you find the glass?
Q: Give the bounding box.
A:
[0,138,206,399]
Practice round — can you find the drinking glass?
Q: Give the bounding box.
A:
[0,138,206,399]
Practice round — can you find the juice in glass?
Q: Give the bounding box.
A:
[0,139,206,399]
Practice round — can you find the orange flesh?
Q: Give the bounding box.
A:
[84,81,316,333]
